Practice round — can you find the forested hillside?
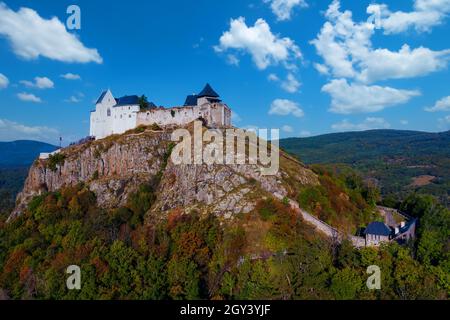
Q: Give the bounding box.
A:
[280,130,450,206]
[0,184,448,299]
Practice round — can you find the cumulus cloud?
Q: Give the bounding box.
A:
[20,76,54,89]
[268,73,280,81]
[215,17,301,70]
[0,73,8,89]
[281,125,294,133]
[65,96,81,103]
[314,63,329,75]
[269,99,304,117]
[0,118,58,142]
[267,73,300,93]
[17,92,42,103]
[322,79,420,114]
[281,73,301,93]
[60,73,81,80]
[358,45,450,83]
[264,0,308,21]
[0,2,102,63]
[311,1,450,84]
[400,120,409,125]
[332,117,391,131]
[226,54,240,66]
[425,95,450,112]
[368,0,450,34]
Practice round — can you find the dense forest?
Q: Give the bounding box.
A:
[0,136,448,300]
[280,130,450,207]
[0,177,448,299]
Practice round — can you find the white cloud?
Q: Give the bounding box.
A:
[281,125,294,133]
[65,92,84,103]
[425,95,450,112]
[264,0,308,21]
[0,118,58,142]
[400,120,409,125]
[65,96,81,103]
[60,73,81,80]
[0,73,8,89]
[0,2,102,63]
[215,17,301,70]
[267,72,300,93]
[332,117,391,131]
[226,54,240,66]
[368,0,450,34]
[281,73,301,93]
[20,76,54,89]
[268,73,280,81]
[269,99,304,117]
[314,63,329,75]
[311,0,450,84]
[299,130,311,137]
[358,45,450,83]
[17,92,42,103]
[322,79,420,114]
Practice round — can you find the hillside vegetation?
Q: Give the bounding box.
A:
[0,184,448,300]
[0,128,448,300]
[280,130,450,207]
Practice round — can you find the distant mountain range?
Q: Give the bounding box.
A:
[0,140,58,167]
[280,129,450,206]
[0,141,58,209]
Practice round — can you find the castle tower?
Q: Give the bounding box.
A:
[197,83,221,106]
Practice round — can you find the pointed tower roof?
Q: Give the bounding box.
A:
[96,91,108,104]
[197,83,220,98]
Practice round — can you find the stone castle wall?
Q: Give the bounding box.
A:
[137,103,231,128]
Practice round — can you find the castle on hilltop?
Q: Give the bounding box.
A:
[90,83,232,140]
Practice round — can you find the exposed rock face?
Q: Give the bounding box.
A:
[10,128,319,221]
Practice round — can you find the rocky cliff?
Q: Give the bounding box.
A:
[10,126,319,221]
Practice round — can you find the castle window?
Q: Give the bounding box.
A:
[107,109,111,117]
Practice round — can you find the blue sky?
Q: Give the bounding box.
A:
[0,0,449,144]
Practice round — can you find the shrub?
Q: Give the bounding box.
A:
[47,153,66,172]
[150,123,162,131]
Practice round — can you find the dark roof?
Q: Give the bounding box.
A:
[197,83,219,98]
[115,95,140,106]
[364,222,391,236]
[96,91,107,104]
[184,94,198,106]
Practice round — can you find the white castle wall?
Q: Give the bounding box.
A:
[90,90,140,139]
[111,105,140,135]
[90,90,232,140]
[90,91,115,139]
[137,103,231,128]
[138,106,201,127]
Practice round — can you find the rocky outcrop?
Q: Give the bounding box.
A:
[10,127,319,221]
[10,131,172,220]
